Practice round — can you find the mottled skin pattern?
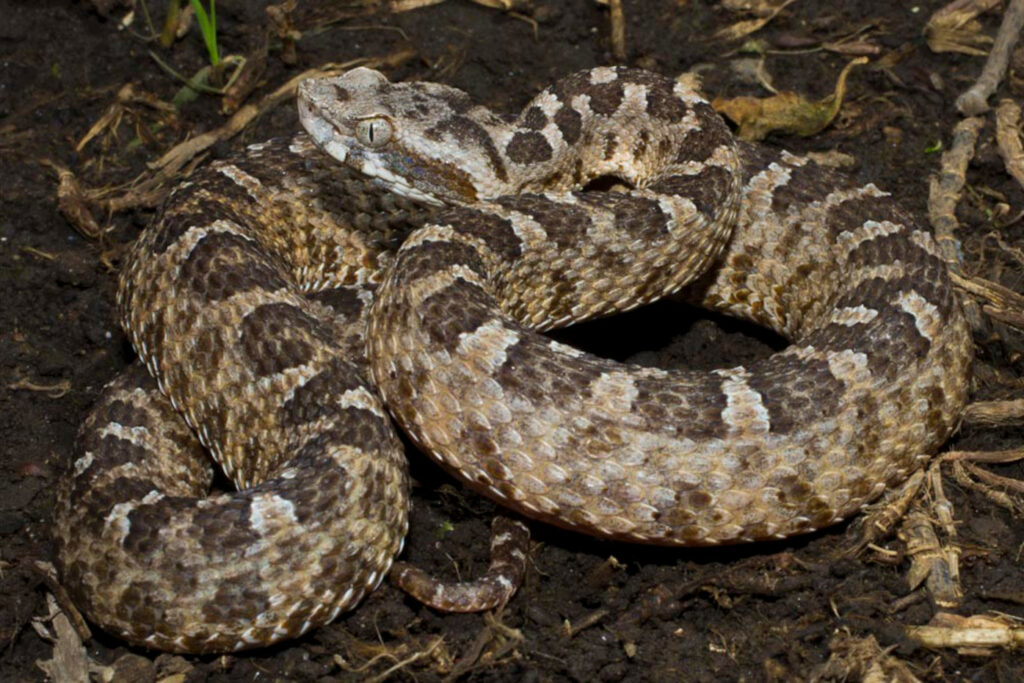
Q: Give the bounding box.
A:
[304,66,972,545]
[55,137,434,653]
[55,65,972,654]
[392,516,530,612]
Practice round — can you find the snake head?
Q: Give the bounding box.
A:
[298,68,512,207]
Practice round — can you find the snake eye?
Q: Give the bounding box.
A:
[356,117,393,148]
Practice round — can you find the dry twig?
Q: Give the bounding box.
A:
[957,0,1024,114]
[598,0,626,61]
[715,0,796,40]
[929,117,986,266]
[811,633,922,683]
[928,116,988,332]
[963,398,1024,425]
[925,0,1001,56]
[899,507,962,609]
[845,469,925,557]
[995,98,1024,191]
[907,612,1024,655]
[950,270,1024,332]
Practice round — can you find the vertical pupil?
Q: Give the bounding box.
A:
[367,123,375,142]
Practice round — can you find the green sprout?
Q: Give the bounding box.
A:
[189,0,220,67]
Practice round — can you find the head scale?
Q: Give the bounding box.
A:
[297,68,506,205]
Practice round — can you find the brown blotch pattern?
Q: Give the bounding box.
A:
[494,335,609,408]
[649,165,734,220]
[495,194,594,249]
[420,281,495,347]
[280,359,367,428]
[426,116,508,183]
[744,354,843,435]
[178,232,288,303]
[239,302,329,378]
[631,374,730,440]
[553,105,583,144]
[398,239,489,285]
[585,80,626,116]
[506,130,554,164]
[442,206,524,261]
[522,105,548,130]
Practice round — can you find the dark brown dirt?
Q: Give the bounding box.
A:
[2,1,1022,680]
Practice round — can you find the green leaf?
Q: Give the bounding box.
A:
[189,0,219,66]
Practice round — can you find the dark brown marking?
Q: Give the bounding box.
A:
[420,282,494,347]
[522,105,548,130]
[398,239,488,285]
[280,358,368,428]
[606,194,670,238]
[442,206,523,261]
[744,354,843,435]
[151,170,256,255]
[649,165,734,220]
[821,191,921,247]
[554,106,582,144]
[494,194,594,250]
[812,275,940,383]
[426,116,508,183]
[631,373,729,440]
[676,114,730,165]
[178,232,288,302]
[506,130,553,164]
[645,87,688,122]
[239,302,330,377]
[308,287,365,323]
[586,80,626,116]
[494,335,608,409]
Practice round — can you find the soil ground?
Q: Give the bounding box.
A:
[1,1,1022,680]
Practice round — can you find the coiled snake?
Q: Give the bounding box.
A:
[55,66,972,653]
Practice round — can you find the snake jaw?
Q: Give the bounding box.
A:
[296,81,348,164]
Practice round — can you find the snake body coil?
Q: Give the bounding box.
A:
[55,67,971,653]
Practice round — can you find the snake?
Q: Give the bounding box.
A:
[54,65,972,653]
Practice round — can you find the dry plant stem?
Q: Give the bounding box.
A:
[906,613,1024,652]
[927,465,959,543]
[960,459,1024,494]
[925,0,1002,56]
[932,0,1003,21]
[957,0,1024,114]
[386,0,447,11]
[949,270,1024,331]
[606,0,626,61]
[845,469,925,557]
[444,612,523,682]
[930,116,985,263]
[963,398,1024,425]
[365,637,445,683]
[950,461,1024,512]
[925,463,962,608]
[815,633,923,683]
[945,446,1024,462]
[47,161,103,239]
[32,561,92,643]
[943,441,1024,514]
[33,594,90,683]
[899,510,962,608]
[995,99,1024,190]
[929,116,986,329]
